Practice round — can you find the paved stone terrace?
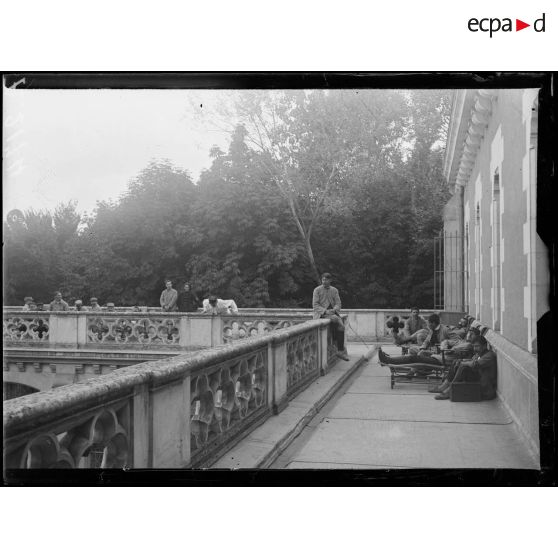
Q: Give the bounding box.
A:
[271,344,539,469]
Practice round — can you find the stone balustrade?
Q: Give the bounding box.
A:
[236,308,463,340]
[4,318,336,469]
[3,311,311,352]
[4,307,463,349]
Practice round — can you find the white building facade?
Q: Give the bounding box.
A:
[443,89,549,461]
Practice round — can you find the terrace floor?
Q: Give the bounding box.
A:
[270,344,539,469]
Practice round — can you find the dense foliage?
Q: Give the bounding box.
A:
[4,90,451,309]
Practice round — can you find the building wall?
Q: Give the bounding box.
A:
[463,90,542,351]
[445,88,547,462]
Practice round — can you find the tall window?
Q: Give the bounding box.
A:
[465,222,470,311]
[528,96,547,353]
[492,170,501,330]
[475,202,481,317]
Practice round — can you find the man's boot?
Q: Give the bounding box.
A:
[429,379,449,393]
[337,347,349,361]
[336,331,349,361]
[434,387,451,400]
[378,347,389,364]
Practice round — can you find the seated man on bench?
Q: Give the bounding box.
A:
[392,307,428,346]
[432,335,497,400]
[382,312,467,364]
[379,327,477,370]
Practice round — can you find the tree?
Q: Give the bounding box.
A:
[398,90,452,307]
[198,89,411,283]
[4,207,70,304]
[67,160,200,305]
[4,90,452,311]
[190,125,311,306]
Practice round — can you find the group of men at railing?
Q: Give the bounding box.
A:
[21,292,106,312]
[379,310,497,401]
[159,280,239,315]
[17,280,241,315]
[14,273,351,360]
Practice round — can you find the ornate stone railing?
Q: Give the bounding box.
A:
[3,313,50,344]
[3,311,310,352]
[4,308,464,350]
[4,318,337,469]
[221,314,309,344]
[239,308,453,340]
[286,327,319,397]
[87,314,182,346]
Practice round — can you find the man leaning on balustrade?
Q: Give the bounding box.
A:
[202,295,238,315]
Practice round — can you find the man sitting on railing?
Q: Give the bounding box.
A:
[312,272,349,361]
[202,295,239,315]
[433,335,497,400]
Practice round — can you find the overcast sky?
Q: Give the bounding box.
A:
[3,88,231,218]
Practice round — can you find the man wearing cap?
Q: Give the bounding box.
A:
[312,273,349,361]
[202,295,238,315]
[74,299,87,311]
[50,291,69,311]
[106,302,116,312]
[160,280,178,312]
[22,297,34,311]
[89,297,102,311]
[433,336,497,400]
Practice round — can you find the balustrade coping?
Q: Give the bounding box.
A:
[3,318,333,437]
[4,307,437,313]
[4,310,313,318]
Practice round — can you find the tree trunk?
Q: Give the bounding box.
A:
[302,232,321,284]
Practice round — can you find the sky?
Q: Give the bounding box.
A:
[3,88,231,218]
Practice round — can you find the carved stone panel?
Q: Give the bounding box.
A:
[222,317,301,344]
[87,315,180,346]
[3,314,50,343]
[287,329,319,396]
[189,348,268,465]
[4,400,130,469]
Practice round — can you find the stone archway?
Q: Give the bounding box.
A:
[3,382,39,401]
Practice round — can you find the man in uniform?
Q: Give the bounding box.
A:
[89,297,102,311]
[50,291,69,311]
[177,282,200,312]
[434,336,497,400]
[312,273,349,361]
[160,279,178,312]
